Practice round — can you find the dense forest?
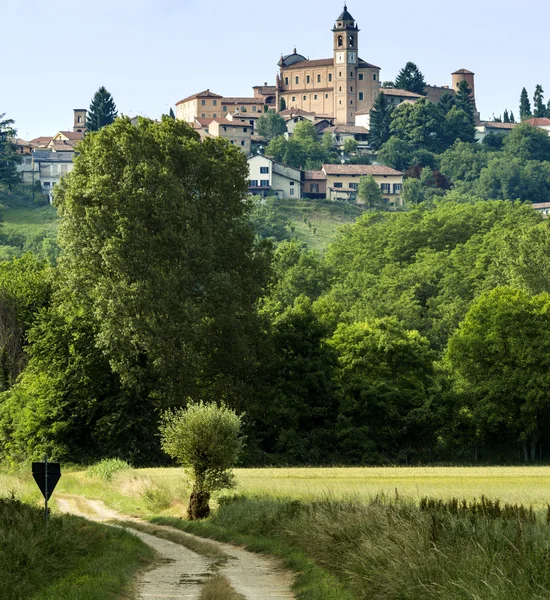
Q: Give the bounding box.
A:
[1,116,550,466]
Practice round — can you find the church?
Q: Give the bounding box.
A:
[275,5,381,125]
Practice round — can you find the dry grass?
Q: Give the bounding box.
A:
[198,574,246,600]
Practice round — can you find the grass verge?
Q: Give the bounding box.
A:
[198,573,246,600]
[152,494,550,600]
[0,496,154,600]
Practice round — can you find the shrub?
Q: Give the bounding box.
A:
[87,458,131,482]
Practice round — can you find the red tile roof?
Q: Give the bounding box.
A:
[381,88,424,98]
[322,164,403,176]
[211,118,252,128]
[305,170,326,180]
[452,68,474,75]
[29,136,53,146]
[280,57,379,70]
[56,131,85,140]
[478,121,516,130]
[524,118,550,127]
[327,125,369,134]
[222,98,263,104]
[176,89,223,105]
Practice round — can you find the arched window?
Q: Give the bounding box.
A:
[349,35,354,47]
[338,35,343,47]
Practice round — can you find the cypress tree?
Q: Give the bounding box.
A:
[503,109,510,123]
[369,92,394,150]
[394,62,426,95]
[454,81,475,125]
[533,85,546,118]
[519,87,531,120]
[169,107,175,119]
[509,111,516,123]
[0,114,20,191]
[86,86,118,132]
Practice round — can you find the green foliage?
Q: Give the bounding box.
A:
[533,84,546,118]
[439,141,491,187]
[357,174,384,209]
[446,286,550,459]
[519,87,531,120]
[0,496,153,600]
[160,401,244,517]
[454,80,476,126]
[377,136,414,171]
[0,114,21,191]
[343,138,358,154]
[394,62,426,95]
[390,99,444,153]
[368,93,394,150]
[87,458,132,481]
[249,196,290,241]
[502,122,550,161]
[86,86,118,131]
[255,112,287,141]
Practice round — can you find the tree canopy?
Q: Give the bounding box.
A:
[394,62,426,95]
[86,86,118,131]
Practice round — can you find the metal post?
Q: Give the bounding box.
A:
[44,454,48,526]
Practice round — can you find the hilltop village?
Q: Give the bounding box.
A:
[10,5,550,206]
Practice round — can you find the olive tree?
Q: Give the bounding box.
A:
[160,401,245,519]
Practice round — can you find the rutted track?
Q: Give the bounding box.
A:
[55,495,294,600]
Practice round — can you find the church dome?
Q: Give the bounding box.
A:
[278,50,307,68]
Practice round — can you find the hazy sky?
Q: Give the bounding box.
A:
[3,0,548,139]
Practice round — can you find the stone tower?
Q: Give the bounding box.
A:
[451,69,480,123]
[73,109,87,133]
[333,5,359,125]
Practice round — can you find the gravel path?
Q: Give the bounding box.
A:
[55,495,294,600]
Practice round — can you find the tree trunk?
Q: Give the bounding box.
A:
[531,437,538,463]
[523,440,529,463]
[187,488,211,520]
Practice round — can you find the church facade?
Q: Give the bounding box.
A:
[276,6,380,125]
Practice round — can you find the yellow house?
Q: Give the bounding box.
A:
[322,164,403,205]
[193,118,252,155]
[176,90,265,124]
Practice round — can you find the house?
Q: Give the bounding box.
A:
[532,202,550,217]
[176,89,266,123]
[523,117,550,136]
[303,170,327,199]
[322,163,403,204]
[247,155,302,198]
[475,121,516,142]
[32,149,75,197]
[192,117,252,154]
[325,124,369,151]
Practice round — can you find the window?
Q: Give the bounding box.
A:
[213,100,217,106]
[349,34,354,47]
[292,96,296,102]
[393,183,402,194]
[325,94,329,98]
[339,71,342,77]
[260,180,270,187]
[338,35,343,47]
[350,71,353,78]
[350,86,353,92]
[350,100,353,105]
[290,188,295,195]
[260,166,269,174]
[314,94,318,100]
[241,106,246,111]
[252,106,256,112]
[317,74,321,83]
[328,74,332,82]
[289,181,294,186]
[311,183,319,193]
[202,113,206,118]
[349,182,358,190]
[241,140,245,146]
[339,100,342,105]
[358,73,364,81]
[334,182,343,188]
[358,92,364,100]
[201,99,206,105]
[285,77,289,85]
[303,95,307,100]
[339,86,342,92]
[381,183,391,193]
[213,113,217,118]
[77,116,82,123]
[295,76,299,84]
[222,126,227,132]
[306,75,310,83]
[222,105,227,112]
[249,180,258,187]
[43,181,50,188]
[373,73,377,81]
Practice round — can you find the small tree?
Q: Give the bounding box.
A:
[256,112,287,141]
[0,114,21,191]
[369,92,394,150]
[519,87,531,121]
[358,174,383,209]
[160,401,245,519]
[343,138,358,155]
[86,86,118,132]
[533,84,546,118]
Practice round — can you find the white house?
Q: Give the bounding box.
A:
[247,155,302,199]
[524,117,550,136]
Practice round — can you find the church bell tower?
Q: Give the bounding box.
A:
[333,5,359,125]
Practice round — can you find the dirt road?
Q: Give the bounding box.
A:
[55,495,294,600]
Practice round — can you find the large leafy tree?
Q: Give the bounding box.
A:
[446,287,550,462]
[368,92,394,150]
[533,84,546,118]
[256,112,287,141]
[390,98,444,152]
[86,86,118,131]
[502,122,550,162]
[519,87,531,120]
[0,114,20,191]
[394,62,426,95]
[55,116,268,410]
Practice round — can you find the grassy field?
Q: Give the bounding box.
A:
[274,199,364,251]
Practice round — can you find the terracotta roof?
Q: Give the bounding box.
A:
[322,164,403,176]
[50,142,78,151]
[253,85,276,94]
[280,108,316,117]
[381,88,424,98]
[452,68,474,75]
[251,134,267,142]
[211,118,252,127]
[327,125,368,134]
[29,136,53,146]
[14,138,30,146]
[305,170,326,180]
[176,89,223,105]
[524,118,550,127]
[193,118,214,128]
[222,98,263,104]
[478,121,516,130]
[55,131,85,140]
[281,57,379,70]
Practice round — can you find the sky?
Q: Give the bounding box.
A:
[3,0,549,140]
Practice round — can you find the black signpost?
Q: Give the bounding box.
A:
[32,457,61,525]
